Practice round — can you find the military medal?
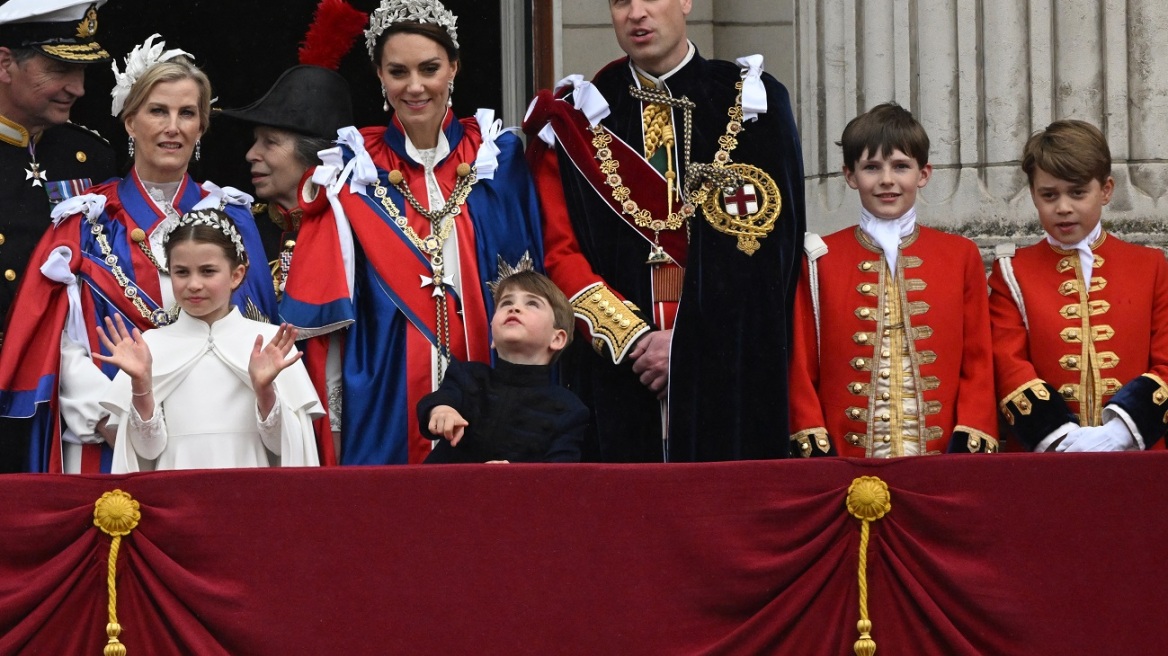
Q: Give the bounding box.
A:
[25,145,47,187]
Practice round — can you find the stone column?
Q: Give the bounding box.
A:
[797,0,1168,250]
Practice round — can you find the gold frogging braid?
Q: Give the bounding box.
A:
[846,476,891,656]
[93,490,141,656]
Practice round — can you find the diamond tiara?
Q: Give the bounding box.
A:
[364,0,459,60]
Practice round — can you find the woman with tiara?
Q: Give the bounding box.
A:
[281,0,544,465]
[0,35,276,473]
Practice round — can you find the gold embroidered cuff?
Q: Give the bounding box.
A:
[1145,373,1168,406]
[955,425,999,453]
[790,428,832,457]
[999,379,1050,425]
[572,283,650,364]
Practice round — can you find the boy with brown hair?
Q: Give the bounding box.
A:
[419,269,589,463]
[989,119,1168,452]
[788,102,998,458]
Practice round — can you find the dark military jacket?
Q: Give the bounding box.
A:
[0,119,116,325]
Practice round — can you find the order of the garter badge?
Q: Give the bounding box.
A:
[701,162,780,255]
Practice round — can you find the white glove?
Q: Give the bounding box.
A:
[1055,418,1137,453]
[1035,422,1078,452]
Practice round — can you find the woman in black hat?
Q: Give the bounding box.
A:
[278,0,545,467]
[220,64,354,304]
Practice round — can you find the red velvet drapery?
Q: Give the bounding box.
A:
[1,453,1163,655]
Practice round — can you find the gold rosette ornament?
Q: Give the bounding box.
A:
[94,490,141,656]
[846,476,891,656]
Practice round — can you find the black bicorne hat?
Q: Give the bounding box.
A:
[0,0,110,64]
[219,65,353,140]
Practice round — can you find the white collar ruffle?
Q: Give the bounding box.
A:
[1046,222,1102,288]
[860,205,917,273]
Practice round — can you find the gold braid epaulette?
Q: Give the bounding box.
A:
[571,283,650,364]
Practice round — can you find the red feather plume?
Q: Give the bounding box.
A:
[298,0,368,70]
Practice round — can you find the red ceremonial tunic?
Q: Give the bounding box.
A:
[988,232,1168,449]
[789,225,998,457]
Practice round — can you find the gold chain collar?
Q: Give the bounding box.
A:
[368,162,478,384]
[370,163,477,256]
[684,81,747,204]
[588,81,747,243]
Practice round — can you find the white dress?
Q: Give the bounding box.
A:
[102,308,323,472]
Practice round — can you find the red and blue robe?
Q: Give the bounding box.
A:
[281,113,544,465]
[0,171,277,473]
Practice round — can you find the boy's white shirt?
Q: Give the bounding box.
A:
[1045,222,1102,289]
[859,205,917,272]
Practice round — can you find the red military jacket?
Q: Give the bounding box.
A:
[790,225,999,457]
[988,232,1168,449]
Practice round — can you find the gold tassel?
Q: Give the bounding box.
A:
[93,490,141,656]
[846,477,891,656]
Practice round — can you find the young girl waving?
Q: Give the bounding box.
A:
[99,209,322,472]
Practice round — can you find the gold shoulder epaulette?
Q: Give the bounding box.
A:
[571,283,649,364]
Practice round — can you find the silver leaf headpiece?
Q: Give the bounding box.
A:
[166,209,249,266]
[365,0,459,60]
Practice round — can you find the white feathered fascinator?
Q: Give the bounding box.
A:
[110,34,191,117]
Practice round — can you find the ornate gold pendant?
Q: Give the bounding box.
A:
[700,163,781,255]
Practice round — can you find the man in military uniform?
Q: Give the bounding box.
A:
[0,0,114,325]
[524,0,805,461]
[0,0,115,471]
